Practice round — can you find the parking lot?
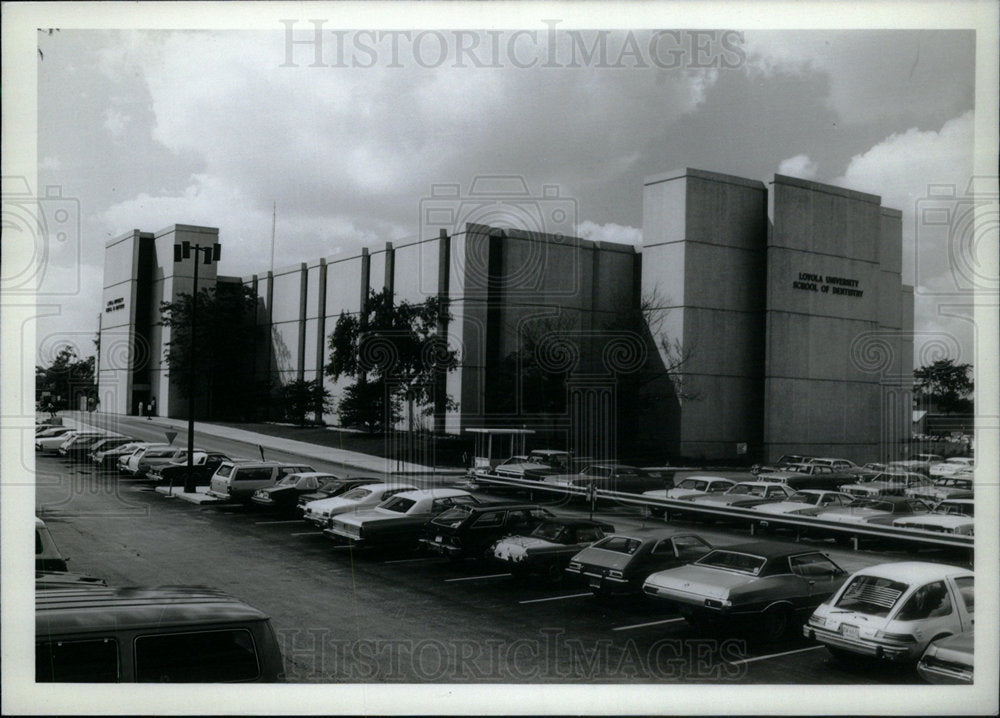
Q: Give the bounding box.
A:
[31,414,956,685]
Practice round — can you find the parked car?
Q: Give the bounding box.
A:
[295,476,383,515]
[892,499,974,536]
[147,452,232,487]
[643,541,849,640]
[92,441,150,470]
[491,518,615,582]
[806,458,858,472]
[36,586,285,682]
[35,517,68,572]
[888,455,940,476]
[207,460,315,502]
[642,476,736,517]
[811,496,934,528]
[567,530,713,596]
[753,470,855,492]
[37,430,103,453]
[326,488,482,547]
[71,436,133,461]
[35,425,72,439]
[928,457,974,480]
[544,464,671,495]
[917,631,974,684]
[783,462,837,475]
[118,443,171,475]
[251,472,345,511]
[132,447,208,480]
[838,471,933,499]
[804,561,974,663]
[904,477,973,504]
[493,450,574,480]
[751,454,812,475]
[57,432,112,457]
[422,502,555,559]
[683,481,795,511]
[301,483,418,527]
[749,490,855,530]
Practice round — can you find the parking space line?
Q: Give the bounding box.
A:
[255,520,302,525]
[519,592,592,604]
[726,645,824,665]
[290,531,324,536]
[382,557,440,564]
[444,573,511,583]
[611,617,686,631]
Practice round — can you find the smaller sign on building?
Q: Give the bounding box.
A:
[105,297,126,313]
[792,273,864,297]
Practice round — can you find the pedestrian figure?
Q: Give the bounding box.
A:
[46,401,56,419]
[148,396,156,420]
[139,401,145,418]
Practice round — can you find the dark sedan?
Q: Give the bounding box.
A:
[253,472,353,511]
[422,502,555,560]
[566,530,713,596]
[146,452,231,487]
[546,464,672,495]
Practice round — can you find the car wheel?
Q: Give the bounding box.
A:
[543,563,564,585]
[759,605,794,641]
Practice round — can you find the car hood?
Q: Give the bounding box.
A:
[305,496,363,513]
[494,536,564,559]
[752,501,814,515]
[643,564,757,598]
[571,546,640,572]
[816,507,888,523]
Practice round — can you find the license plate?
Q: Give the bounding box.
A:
[840,624,859,639]
[435,535,442,543]
[589,578,601,589]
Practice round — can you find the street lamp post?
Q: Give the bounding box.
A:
[173,241,221,493]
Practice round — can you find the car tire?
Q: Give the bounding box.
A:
[543,563,564,585]
[759,605,794,641]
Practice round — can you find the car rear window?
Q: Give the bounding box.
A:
[380,496,417,513]
[37,638,120,682]
[134,629,260,682]
[145,449,177,459]
[234,468,275,483]
[835,575,908,617]
[341,487,373,501]
[695,550,767,575]
[433,505,473,527]
[593,536,642,554]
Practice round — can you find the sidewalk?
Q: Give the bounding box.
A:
[66,411,463,477]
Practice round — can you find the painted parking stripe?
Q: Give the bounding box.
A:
[444,573,511,583]
[727,645,824,665]
[290,531,324,536]
[255,519,303,525]
[519,592,592,604]
[382,557,441,565]
[611,617,686,631]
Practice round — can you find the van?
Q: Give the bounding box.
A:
[35,517,69,572]
[207,460,315,502]
[36,586,285,682]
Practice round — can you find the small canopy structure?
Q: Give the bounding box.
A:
[465,428,535,469]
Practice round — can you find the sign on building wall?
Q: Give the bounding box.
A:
[792,272,864,297]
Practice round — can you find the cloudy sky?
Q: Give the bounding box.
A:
[29,21,983,373]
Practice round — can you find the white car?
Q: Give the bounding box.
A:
[805,561,974,663]
[118,443,171,475]
[325,488,481,545]
[750,490,855,524]
[35,425,73,439]
[806,458,858,472]
[645,476,737,501]
[685,481,794,509]
[892,499,974,536]
[302,483,417,528]
[36,430,104,453]
[928,457,974,480]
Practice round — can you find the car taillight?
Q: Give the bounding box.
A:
[875,630,916,643]
[568,561,582,571]
[608,570,623,579]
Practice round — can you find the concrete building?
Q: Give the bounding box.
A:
[97,168,913,463]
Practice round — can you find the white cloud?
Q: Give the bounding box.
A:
[576,220,642,248]
[777,154,818,179]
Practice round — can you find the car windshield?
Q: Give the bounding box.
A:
[787,492,821,504]
[530,522,568,541]
[275,475,299,487]
[834,575,908,617]
[936,502,974,517]
[728,484,766,496]
[341,488,373,501]
[679,479,708,491]
[433,505,473,528]
[695,550,767,575]
[379,496,417,513]
[592,536,642,554]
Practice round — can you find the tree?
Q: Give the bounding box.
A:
[159,283,262,419]
[914,359,973,414]
[276,379,333,426]
[35,345,95,410]
[326,288,457,433]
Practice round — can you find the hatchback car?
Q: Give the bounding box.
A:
[566,531,712,596]
[643,542,848,640]
[805,561,974,663]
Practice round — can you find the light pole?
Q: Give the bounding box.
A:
[173,240,221,493]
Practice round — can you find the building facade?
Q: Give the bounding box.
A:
[97,168,913,463]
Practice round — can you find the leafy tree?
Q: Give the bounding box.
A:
[277,379,333,426]
[35,345,95,410]
[914,359,974,414]
[326,288,457,433]
[159,283,262,419]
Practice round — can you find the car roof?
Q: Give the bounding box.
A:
[36,586,269,634]
[852,561,973,583]
[701,540,820,559]
[678,475,735,482]
[529,449,570,456]
[601,529,704,541]
[393,488,471,500]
